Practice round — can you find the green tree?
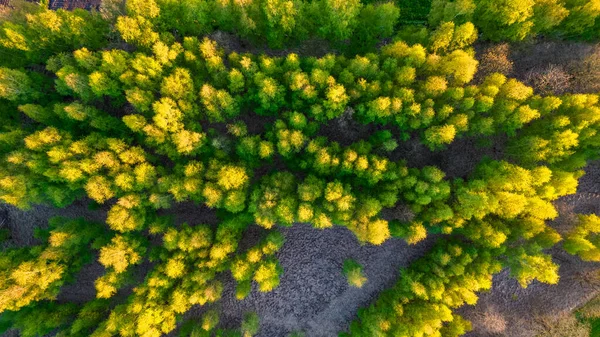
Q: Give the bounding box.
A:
[0,218,104,313]
[564,214,600,261]
[313,0,363,42]
[474,0,536,41]
[0,67,39,102]
[343,259,367,288]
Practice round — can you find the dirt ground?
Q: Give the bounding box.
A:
[216,225,436,336]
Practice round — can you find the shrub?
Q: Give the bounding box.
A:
[524,64,572,95]
[476,43,514,80]
[343,259,367,288]
[570,47,600,93]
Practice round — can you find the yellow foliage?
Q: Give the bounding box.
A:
[247,247,263,263]
[48,231,72,248]
[172,130,205,154]
[253,261,280,292]
[115,173,135,191]
[95,274,118,299]
[165,258,186,279]
[85,176,114,204]
[127,0,160,18]
[106,204,145,232]
[170,289,189,314]
[259,141,274,158]
[152,98,183,133]
[99,235,143,273]
[24,127,62,150]
[202,184,223,208]
[297,203,314,222]
[406,222,428,245]
[59,166,84,183]
[346,268,367,288]
[217,165,248,190]
[314,212,333,229]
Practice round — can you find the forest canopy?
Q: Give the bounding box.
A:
[0,0,599,336]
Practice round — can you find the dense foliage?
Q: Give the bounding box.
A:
[429,0,600,41]
[0,0,599,336]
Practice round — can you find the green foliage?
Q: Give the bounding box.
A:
[398,0,433,23]
[0,5,109,67]
[0,3,599,337]
[0,68,40,102]
[429,0,600,41]
[345,240,501,337]
[564,214,600,261]
[507,94,600,170]
[343,259,367,288]
[177,310,260,337]
[0,217,104,313]
[0,302,78,337]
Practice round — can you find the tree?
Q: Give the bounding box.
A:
[429,21,455,53]
[424,124,457,150]
[155,0,212,37]
[564,214,600,261]
[0,67,39,102]
[261,0,300,48]
[345,240,502,337]
[532,0,569,33]
[559,0,600,36]
[152,97,184,133]
[437,50,479,85]
[199,84,240,122]
[161,68,194,101]
[253,74,286,115]
[343,259,367,288]
[474,0,536,41]
[350,3,400,53]
[313,0,363,42]
[115,16,159,48]
[429,0,476,27]
[241,312,260,337]
[98,234,147,273]
[0,218,103,313]
[230,231,284,296]
[0,302,78,337]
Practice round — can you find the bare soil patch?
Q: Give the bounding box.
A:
[476,40,600,95]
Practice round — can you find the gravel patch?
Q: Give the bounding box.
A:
[195,224,436,336]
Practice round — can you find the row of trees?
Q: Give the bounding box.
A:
[100,0,401,51]
[0,213,273,337]
[10,31,592,160]
[344,239,502,336]
[0,217,103,313]
[429,0,600,41]
[0,0,597,261]
[2,0,597,75]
